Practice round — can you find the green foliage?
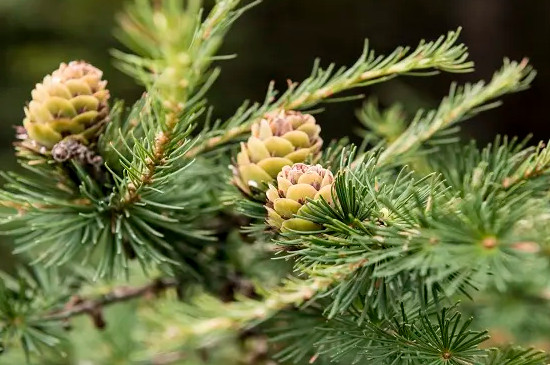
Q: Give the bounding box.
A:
[378,59,536,165]
[272,304,490,365]
[0,0,548,364]
[0,267,78,357]
[113,0,259,109]
[192,27,474,157]
[483,347,549,365]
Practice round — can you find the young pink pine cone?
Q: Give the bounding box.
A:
[23,61,110,148]
[232,110,322,197]
[265,163,334,232]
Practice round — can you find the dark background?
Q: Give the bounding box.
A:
[0,1,548,265]
[1,0,549,151]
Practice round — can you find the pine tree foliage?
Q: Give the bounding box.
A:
[272,304,490,364]
[0,0,549,364]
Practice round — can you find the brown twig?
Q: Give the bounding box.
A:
[43,278,177,324]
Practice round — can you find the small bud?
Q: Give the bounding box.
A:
[481,236,498,250]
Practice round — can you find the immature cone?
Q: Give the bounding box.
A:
[23,61,110,148]
[265,163,334,232]
[233,110,322,196]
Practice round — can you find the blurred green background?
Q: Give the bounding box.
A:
[0,0,549,266]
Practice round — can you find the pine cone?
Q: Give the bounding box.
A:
[233,110,322,197]
[22,61,110,148]
[265,163,334,232]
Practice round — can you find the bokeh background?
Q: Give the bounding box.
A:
[2,0,550,149]
[0,0,549,266]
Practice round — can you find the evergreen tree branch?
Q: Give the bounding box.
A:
[187,28,473,157]
[483,346,549,365]
[378,58,535,164]
[113,0,254,163]
[273,304,491,365]
[502,139,550,188]
[43,277,177,323]
[0,267,81,356]
[1,0,254,277]
[277,144,550,315]
[273,305,548,365]
[142,259,368,352]
[2,0,549,361]
[114,0,256,111]
[356,98,408,144]
[112,0,258,205]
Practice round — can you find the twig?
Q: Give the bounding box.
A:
[43,277,177,323]
[156,259,368,345]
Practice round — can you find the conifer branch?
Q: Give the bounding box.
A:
[378,58,535,164]
[113,0,256,205]
[356,98,408,144]
[146,260,367,349]
[43,277,177,323]
[272,304,491,364]
[1,0,548,361]
[188,28,473,157]
[114,0,254,109]
[502,139,550,188]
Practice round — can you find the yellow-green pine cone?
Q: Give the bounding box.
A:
[233,110,323,196]
[265,163,334,232]
[23,61,110,148]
